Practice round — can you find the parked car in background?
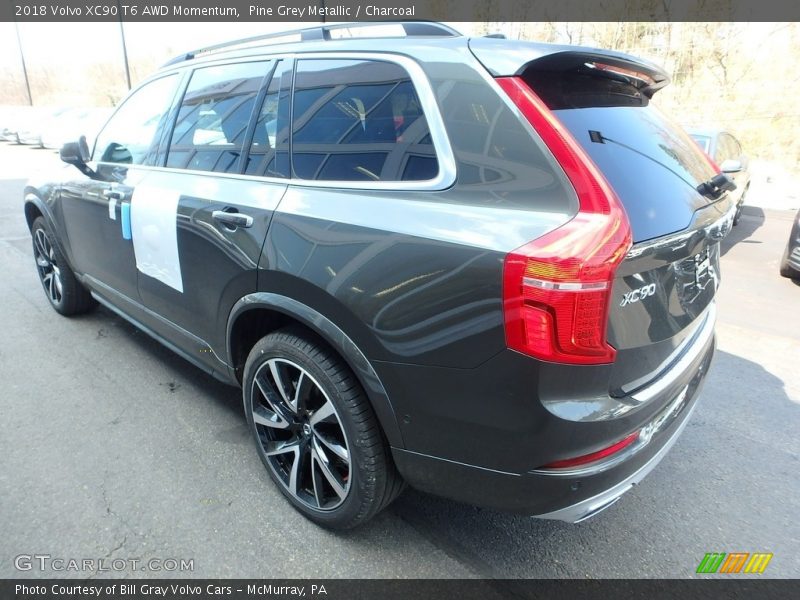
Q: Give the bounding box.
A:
[780,208,800,281]
[16,107,72,145]
[40,107,112,151]
[24,22,736,529]
[0,106,33,142]
[688,128,751,225]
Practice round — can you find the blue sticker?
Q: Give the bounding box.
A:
[120,202,132,240]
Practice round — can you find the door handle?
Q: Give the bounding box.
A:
[102,189,125,201]
[212,210,254,229]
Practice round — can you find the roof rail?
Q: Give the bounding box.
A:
[162,21,461,67]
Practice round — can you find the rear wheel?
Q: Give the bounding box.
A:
[31,217,96,315]
[243,328,403,529]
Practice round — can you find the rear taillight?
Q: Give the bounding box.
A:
[540,431,640,469]
[496,76,632,365]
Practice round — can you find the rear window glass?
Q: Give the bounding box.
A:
[523,67,718,242]
[690,134,711,154]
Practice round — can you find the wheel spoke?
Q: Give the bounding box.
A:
[313,430,349,462]
[312,437,347,499]
[263,437,301,457]
[34,230,48,259]
[254,374,293,427]
[43,273,57,301]
[268,360,292,406]
[252,398,290,429]
[310,453,324,508]
[292,372,313,414]
[287,445,301,498]
[309,399,336,426]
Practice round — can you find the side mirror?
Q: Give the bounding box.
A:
[720,159,742,173]
[60,136,95,177]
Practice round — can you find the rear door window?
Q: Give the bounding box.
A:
[166,61,272,174]
[291,59,439,182]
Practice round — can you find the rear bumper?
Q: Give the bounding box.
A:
[535,386,699,522]
[388,328,714,519]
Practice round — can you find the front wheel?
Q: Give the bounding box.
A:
[242,328,404,529]
[31,216,96,315]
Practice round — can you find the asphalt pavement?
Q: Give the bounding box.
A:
[1,142,798,579]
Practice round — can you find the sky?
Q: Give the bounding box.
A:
[0,21,471,71]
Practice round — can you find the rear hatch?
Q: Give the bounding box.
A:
[471,39,734,396]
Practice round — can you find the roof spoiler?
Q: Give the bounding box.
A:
[469,38,670,98]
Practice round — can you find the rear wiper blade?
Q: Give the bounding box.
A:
[696,173,737,200]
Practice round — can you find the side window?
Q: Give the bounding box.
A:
[94,74,179,165]
[730,135,742,158]
[244,59,291,178]
[291,59,439,182]
[166,61,271,174]
[715,133,736,163]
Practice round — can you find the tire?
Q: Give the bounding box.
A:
[733,184,750,226]
[31,216,97,316]
[243,327,404,529]
[732,203,743,226]
[779,245,800,280]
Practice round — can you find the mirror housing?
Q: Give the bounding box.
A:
[720,159,742,173]
[60,136,96,177]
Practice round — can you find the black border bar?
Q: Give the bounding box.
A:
[3,0,800,22]
[3,579,800,600]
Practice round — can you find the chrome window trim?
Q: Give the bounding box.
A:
[95,52,456,192]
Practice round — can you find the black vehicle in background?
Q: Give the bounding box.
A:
[689,128,751,225]
[780,208,800,281]
[24,22,735,528]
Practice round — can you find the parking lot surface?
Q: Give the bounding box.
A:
[1,142,798,578]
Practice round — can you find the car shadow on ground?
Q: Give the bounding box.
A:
[720,206,765,256]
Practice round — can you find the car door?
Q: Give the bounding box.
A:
[57,73,182,303]
[135,59,290,365]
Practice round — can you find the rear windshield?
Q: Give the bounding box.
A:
[523,67,718,242]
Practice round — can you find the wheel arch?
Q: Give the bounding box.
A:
[227,293,404,449]
[23,190,48,231]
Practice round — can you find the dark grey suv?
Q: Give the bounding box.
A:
[24,22,736,529]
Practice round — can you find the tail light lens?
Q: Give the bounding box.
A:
[540,431,640,469]
[496,77,632,365]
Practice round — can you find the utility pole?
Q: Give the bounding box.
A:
[118,1,132,89]
[13,21,33,106]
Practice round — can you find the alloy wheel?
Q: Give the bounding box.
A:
[33,228,63,305]
[250,358,351,511]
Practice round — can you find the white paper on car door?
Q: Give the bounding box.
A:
[130,185,184,293]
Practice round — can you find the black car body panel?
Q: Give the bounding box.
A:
[780,207,800,279]
[24,25,733,522]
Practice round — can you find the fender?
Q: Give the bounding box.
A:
[23,190,55,231]
[226,292,405,449]
[24,188,82,277]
